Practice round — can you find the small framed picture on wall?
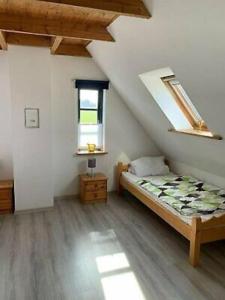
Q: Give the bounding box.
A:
[24,108,40,128]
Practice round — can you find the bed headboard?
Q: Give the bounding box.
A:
[117,162,129,173]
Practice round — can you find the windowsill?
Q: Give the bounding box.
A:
[75,150,108,156]
[168,128,222,140]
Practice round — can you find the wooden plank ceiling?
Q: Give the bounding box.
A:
[0,0,151,57]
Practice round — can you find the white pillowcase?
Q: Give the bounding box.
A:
[130,156,169,177]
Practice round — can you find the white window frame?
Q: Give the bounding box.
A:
[77,88,105,151]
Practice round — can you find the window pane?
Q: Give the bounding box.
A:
[163,77,209,130]
[173,83,203,122]
[80,132,98,147]
[80,90,98,109]
[80,110,98,125]
[78,124,103,148]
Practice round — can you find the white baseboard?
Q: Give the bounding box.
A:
[15,206,53,215]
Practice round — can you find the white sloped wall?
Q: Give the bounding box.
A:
[89,0,225,185]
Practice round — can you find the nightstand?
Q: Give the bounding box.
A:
[80,173,107,204]
[0,180,14,214]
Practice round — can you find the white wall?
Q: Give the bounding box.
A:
[8,46,53,211]
[51,56,159,196]
[89,0,225,183]
[170,161,225,189]
[0,53,13,180]
[0,47,160,209]
[2,0,225,207]
[1,0,225,207]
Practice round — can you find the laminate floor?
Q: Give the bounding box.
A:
[1,192,225,300]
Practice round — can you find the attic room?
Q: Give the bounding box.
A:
[1,0,225,299]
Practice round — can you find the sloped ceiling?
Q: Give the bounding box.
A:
[89,0,225,178]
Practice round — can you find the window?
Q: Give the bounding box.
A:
[76,80,109,152]
[162,76,208,131]
[139,68,222,140]
[78,89,103,149]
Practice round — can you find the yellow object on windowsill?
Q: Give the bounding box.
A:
[87,144,96,153]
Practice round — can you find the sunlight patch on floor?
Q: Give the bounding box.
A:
[90,229,117,244]
[101,272,146,300]
[90,229,146,300]
[96,253,130,274]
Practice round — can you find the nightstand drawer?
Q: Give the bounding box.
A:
[0,189,12,200]
[84,191,107,201]
[0,199,12,210]
[80,173,108,204]
[85,181,106,192]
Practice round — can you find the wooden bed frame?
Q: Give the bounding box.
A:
[117,162,225,267]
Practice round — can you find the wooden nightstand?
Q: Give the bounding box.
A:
[80,173,107,204]
[0,180,14,214]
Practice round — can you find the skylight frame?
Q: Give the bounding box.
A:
[162,76,208,131]
[139,67,222,140]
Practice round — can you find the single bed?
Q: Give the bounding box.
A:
[117,162,225,267]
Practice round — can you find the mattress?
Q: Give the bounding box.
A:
[122,172,225,225]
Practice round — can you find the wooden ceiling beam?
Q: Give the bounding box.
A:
[38,0,151,18]
[55,44,91,57]
[6,33,51,47]
[51,36,63,54]
[5,32,91,57]
[0,14,114,42]
[0,30,7,50]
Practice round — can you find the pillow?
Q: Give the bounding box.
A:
[130,156,169,177]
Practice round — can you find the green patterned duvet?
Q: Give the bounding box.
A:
[136,175,225,217]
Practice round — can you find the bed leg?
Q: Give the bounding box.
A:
[189,235,201,267]
[189,217,201,267]
[118,184,123,195]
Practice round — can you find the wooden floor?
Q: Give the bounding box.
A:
[1,192,225,300]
